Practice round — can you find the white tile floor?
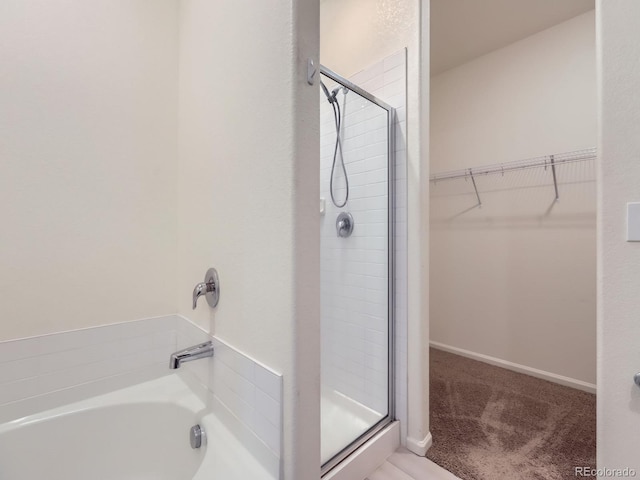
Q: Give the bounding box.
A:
[366,448,460,480]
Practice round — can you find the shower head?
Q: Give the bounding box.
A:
[320,81,337,104]
[321,81,347,104]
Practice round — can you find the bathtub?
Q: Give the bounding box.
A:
[0,374,276,480]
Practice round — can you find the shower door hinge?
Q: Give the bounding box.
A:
[307,58,317,85]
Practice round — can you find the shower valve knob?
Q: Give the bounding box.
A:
[336,212,354,238]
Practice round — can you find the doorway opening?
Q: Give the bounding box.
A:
[428,2,597,479]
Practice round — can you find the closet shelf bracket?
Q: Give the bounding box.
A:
[550,154,559,201]
[469,168,481,207]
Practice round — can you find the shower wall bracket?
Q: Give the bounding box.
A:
[307,58,317,85]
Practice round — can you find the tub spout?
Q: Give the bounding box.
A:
[169,341,214,369]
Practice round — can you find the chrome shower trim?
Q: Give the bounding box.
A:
[336,212,354,237]
[192,268,220,309]
[319,65,395,111]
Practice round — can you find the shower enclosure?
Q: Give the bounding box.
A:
[319,66,395,473]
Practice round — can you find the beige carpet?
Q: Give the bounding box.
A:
[427,348,596,480]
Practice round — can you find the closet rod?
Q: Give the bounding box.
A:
[430,147,596,183]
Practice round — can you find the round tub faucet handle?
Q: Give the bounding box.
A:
[192,268,220,309]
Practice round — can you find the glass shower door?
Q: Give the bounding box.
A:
[319,66,395,473]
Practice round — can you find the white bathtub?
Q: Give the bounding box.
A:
[0,375,276,480]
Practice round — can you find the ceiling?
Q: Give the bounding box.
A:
[431,0,595,76]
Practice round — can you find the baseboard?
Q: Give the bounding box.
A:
[430,341,596,394]
[406,432,432,456]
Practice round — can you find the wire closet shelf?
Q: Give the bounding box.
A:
[429,148,596,205]
[430,148,596,183]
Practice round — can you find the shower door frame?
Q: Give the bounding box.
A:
[319,65,396,476]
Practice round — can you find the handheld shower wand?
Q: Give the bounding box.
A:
[320,80,349,208]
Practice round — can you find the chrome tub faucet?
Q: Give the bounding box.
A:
[169,341,214,369]
[193,268,220,309]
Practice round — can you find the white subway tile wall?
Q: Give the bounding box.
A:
[353,52,408,440]
[176,319,283,458]
[0,316,175,407]
[320,50,408,435]
[0,315,283,463]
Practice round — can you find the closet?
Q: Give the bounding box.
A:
[428,2,597,479]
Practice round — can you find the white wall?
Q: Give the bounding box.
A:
[177,1,319,478]
[597,0,640,471]
[430,11,597,385]
[320,0,429,452]
[321,0,413,78]
[1,1,320,477]
[0,0,179,341]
